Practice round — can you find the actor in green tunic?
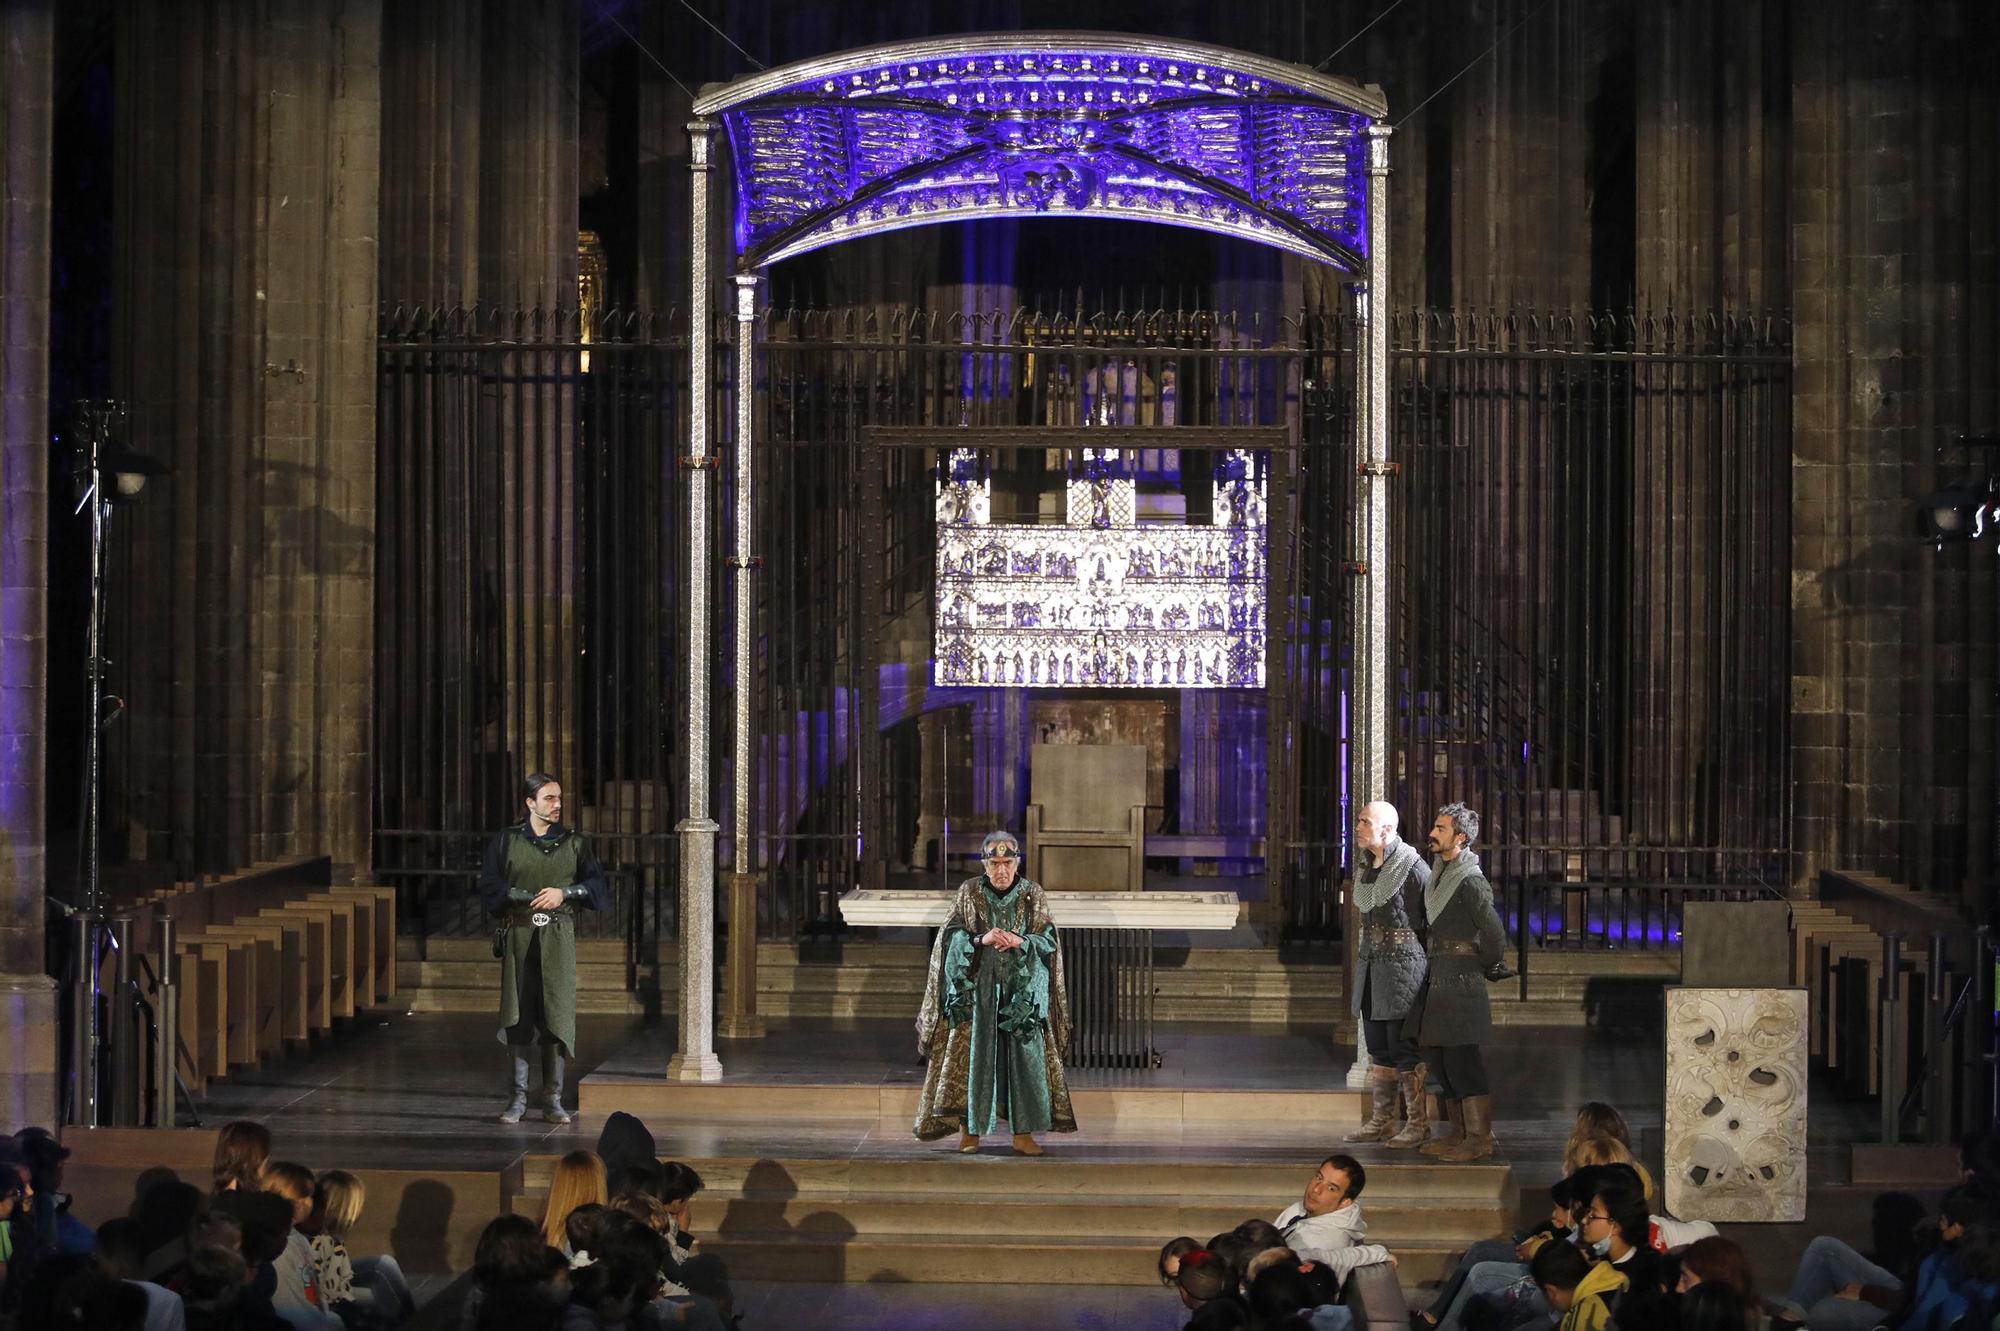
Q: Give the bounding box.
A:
[476,773,610,1124]
[913,829,1077,1154]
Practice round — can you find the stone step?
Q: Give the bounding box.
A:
[507,1151,1504,1286]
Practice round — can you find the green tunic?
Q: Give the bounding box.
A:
[477,822,608,1058]
[912,874,1077,1140]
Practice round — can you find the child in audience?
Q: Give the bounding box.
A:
[1534,1235,1621,1331]
[260,1162,342,1331]
[541,1152,608,1255]
[308,1168,416,1328]
[213,1122,274,1196]
[461,1214,569,1331]
[1159,1234,1201,1288]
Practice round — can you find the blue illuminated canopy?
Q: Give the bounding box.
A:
[693,33,1388,272]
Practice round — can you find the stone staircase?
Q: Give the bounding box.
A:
[399,937,1678,1031]
[506,1152,1512,1286]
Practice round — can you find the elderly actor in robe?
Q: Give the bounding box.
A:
[476,773,611,1124]
[913,829,1078,1155]
[1344,800,1434,1148]
[1405,802,1509,1162]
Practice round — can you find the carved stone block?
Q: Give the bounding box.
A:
[1663,987,1808,1222]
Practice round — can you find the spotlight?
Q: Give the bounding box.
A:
[1917,475,1996,546]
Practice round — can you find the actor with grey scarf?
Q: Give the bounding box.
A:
[1403,802,1508,1162]
[1344,801,1434,1148]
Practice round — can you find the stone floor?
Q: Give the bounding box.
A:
[180,1008,1900,1331]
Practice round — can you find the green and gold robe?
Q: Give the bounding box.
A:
[912,873,1077,1140]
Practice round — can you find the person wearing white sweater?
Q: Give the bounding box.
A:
[1273,1155,1397,1284]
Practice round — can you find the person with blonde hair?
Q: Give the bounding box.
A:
[540,1150,608,1253]
[1566,1133,1656,1203]
[308,1168,416,1325]
[260,1159,343,1330]
[211,1120,273,1195]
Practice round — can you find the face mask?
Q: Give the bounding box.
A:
[1589,1236,1613,1258]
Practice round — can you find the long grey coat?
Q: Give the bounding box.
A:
[1351,845,1431,1020]
[1407,857,1507,1048]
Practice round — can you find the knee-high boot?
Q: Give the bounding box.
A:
[542,1045,572,1124]
[1383,1064,1432,1148]
[1421,1099,1465,1155]
[1438,1094,1496,1162]
[1346,1065,1403,1142]
[499,1047,531,1123]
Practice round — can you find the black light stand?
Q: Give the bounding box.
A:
[62,400,164,1128]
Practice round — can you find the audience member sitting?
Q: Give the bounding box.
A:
[1561,1103,1632,1173]
[1249,1255,1352,1329]
[591,1114,657,1186]
[1273,1155,1393,1282]
[1176,1249,1235,1314]
[459,1214,568,1331]
[1675,1236,1764,1325]
[1679,1282,1751,1331]
[259,1162,341,1331]
[1897,1186,1997,1331]
[1418,1179,1574,1330]
[1531,1234,1615,1331]
[657,1162,704,1265]
[212,1123,275,1197]
[306,1169,415,1328]
[93,1215,186,1331]
[541,1152,608,1257]
[215,1187,324,1331]
[1160,1235,1202,1289]
[181,1242,282,1331]
[677,1252,741,1331]
[0,1152,25,1299]
[14,1248,152,1331]
[14,1127,94,1257]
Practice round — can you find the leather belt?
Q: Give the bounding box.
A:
[506,907,572,928]
[1429,939,1481,958]
[1366,927,1419,947]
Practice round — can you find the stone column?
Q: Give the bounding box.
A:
[0,0,58,1132]
[111,0,381,875]
[1789,0,1994,893]
[379,0,481,306]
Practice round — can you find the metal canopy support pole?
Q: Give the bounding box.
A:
[721,270,766,1041]
[1347,122,1393,1089]
[669,119,724,1082]
[1360,123,1392,808]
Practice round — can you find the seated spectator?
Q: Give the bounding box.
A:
[460,1215,568,1331]
[215,1188,326,1331]
[1898,1186,1997,1331]
[592,1113,657,1185]
[1676,1236,1764,1316]
[213,1122,274,1196]
[14,1127,94,1256]
[1249,1256,1352,1329]
[1245,1244,1301,1287]
[658,1162,704,1264]
[260,1162,342,1331]
[1416,1175,1568,1319]
[1159,1235,1201,1289]
[1176,1249,1233,1314]
[0,1152,25,1296]
[1562,1103,1633,1174]
[1679,1282,1751,1331]
[14,1248,151,1331]
[133,1180,206,1286]
[1533,1237,1617,1331]
[93,1215,186,1331]
[1273,1155,1393,1282]
[307,1168,415,1328]
[540,1152,607,1256]
[181,1242,284,1331]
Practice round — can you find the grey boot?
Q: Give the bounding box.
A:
[498,1047,530,1124]
[542,1045,572,1123]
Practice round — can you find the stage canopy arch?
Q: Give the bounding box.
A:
[669,32,1392,1082]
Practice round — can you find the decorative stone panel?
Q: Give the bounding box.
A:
[1663,987,1807,1222]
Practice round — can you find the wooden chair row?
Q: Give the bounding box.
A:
[118,865,396,1095]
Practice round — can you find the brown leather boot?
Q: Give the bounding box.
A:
[1345,1065,1403,1142]
[1420,1099,1464,1155]
[1438,1094,1496,1161]
[957,1132,980,1153]
[1011,1133,1045,1156]
[1383,1064,1432,1148]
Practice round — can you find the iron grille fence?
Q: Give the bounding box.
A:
[374,306,692,950]
[372,303,1791,958]
[1384,310,1794,949]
